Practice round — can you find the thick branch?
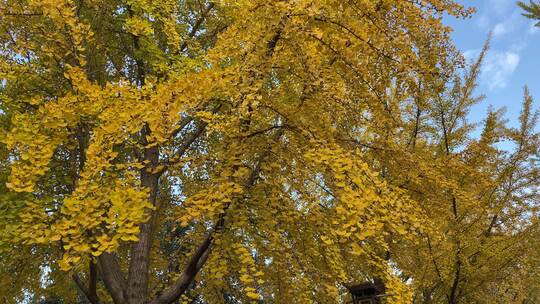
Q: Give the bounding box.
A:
[149,234,213,304]
[88,261,98,303]
[97,253,127,304]
[448,257,462,304]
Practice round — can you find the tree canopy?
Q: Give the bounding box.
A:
[0,1,539,304]
[519,0,540,26]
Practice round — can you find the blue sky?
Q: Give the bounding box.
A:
[444,0,540,129]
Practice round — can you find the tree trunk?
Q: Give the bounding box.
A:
[127,140,160,304]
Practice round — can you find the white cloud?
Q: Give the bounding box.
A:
[464,48,521,90]
[459,1,537,91]
[489,9,526,39]
[493,22,508,37]
[482,51,520,90]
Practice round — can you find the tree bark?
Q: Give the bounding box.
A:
[127,135,160,304]
[98,253,128,304]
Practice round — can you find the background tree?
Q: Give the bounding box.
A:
[391,44,540,303]
[519,0,540,26]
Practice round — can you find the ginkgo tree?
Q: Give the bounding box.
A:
[385,41,540,303]
[1,0,538,304]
